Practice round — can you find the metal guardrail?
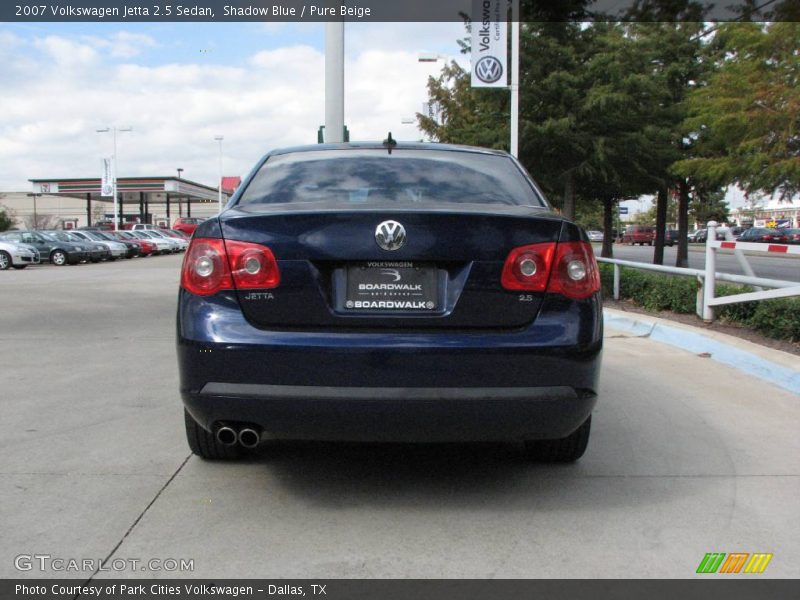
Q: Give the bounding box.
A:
[597,221,800,323]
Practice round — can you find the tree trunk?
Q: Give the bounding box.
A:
[601,197,614,258]
[562,172,575,222]
[676,179,690,268]
[653,185,668,265]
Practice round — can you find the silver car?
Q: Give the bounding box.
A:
[133,230,175,254]
[0,240,40,270]
[68,230,128,259]
[141,229,182,253]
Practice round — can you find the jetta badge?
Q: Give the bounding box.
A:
[375,220,406,251]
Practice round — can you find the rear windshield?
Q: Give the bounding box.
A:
[237,149,546,209]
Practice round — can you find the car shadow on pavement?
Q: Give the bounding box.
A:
[223,439,684,511]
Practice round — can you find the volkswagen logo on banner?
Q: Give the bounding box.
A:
[474,56,504,84]
[375,220,406,251]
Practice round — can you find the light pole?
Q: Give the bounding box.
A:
[177,167,183,180]
[325,21,344,143]
[214,136,224,212]
[96,126,132,230]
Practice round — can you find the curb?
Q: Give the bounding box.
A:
[603,308,800,396]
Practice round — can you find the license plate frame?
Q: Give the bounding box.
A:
[344,263,439,312]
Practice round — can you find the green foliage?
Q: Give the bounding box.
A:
[690,186,730,225]
[749,299,800,342]
[674,22,800,199]
[598,264,800,342]
[0,206,13,232]
[574,198,605,230]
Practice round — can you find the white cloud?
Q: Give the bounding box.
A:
[0,24,465,190]
[81,31,158,59]
[33,35,98,68]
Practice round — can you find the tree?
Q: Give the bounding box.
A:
[419,19,694,259]
[0,206,13,232]
[690,185,730,225]
[674,22,800,200]
[23,214,59,230]
[626,20,708,266]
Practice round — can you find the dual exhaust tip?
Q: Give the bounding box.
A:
[216,425,260,449]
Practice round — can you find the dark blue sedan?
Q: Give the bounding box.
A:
[177,142,603,461]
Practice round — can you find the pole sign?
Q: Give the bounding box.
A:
[101,158,114,197]
[619,206,628,214]
[471,0,507,88]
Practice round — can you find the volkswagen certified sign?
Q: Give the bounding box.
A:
[375,220,406,251]
[474,56,503,84]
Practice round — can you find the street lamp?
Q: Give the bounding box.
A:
[214,136,224,213]
[96,126,132,231]
[177,168,184,180]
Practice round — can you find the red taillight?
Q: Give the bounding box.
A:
[501,240,600,300]
[180,239,233,296]
[225,239,281,289]
[501,242,556,291]
[547,241,601,299]
[180,238,280,296]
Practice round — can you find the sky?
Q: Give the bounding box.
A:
[0,21,469,191]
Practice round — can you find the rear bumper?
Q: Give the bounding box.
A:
[184,384,596,442]
[177,290,603,442]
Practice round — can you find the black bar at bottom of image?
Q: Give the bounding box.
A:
[3,579,800,600]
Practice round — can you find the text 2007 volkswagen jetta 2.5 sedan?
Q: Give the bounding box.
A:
[177,142,602,461]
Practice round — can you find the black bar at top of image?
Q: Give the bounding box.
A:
[3,580,800,600]
[2,0,799,23]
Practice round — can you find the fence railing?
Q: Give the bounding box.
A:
[597,221,800,322]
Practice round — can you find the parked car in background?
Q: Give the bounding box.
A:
[130,223,158,231]
[90,230,141,258]
[107,231,157,256]
[694,228,726,243]
[0,230,88,265]
[736,228,789,243]
[783,229,800,244]
[664,229,679,247]
[46,231,109,263]
[69,230,128,260]
[622,225,656,245]
[132,230,173,254]
[146,229,184,252]
[172,217,204,236]
[178,142,602,462]
[0,240,40,270]
[159,229,190,250]
[586,230,604,242]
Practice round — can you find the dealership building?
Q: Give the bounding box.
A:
[0,175,241,230]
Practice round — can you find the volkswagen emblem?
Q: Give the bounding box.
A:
[475,56,503,84]
[375,220,406,251]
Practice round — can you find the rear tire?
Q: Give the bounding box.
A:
[0,251,10,270]
[184,409,240,460]
[524,415,591,462]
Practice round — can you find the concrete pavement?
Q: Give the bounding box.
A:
[1,257,798,579]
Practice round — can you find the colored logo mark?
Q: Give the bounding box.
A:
[696,553,773,574]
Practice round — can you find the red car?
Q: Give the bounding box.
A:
[621,225,656,245]
[108,231,158,256]
[172,217,203,235]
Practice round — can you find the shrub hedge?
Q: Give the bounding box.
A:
[598,263,800,343]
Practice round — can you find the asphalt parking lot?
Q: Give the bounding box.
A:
[1,257,798,579]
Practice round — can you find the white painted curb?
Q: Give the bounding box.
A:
[603,308,800,396]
